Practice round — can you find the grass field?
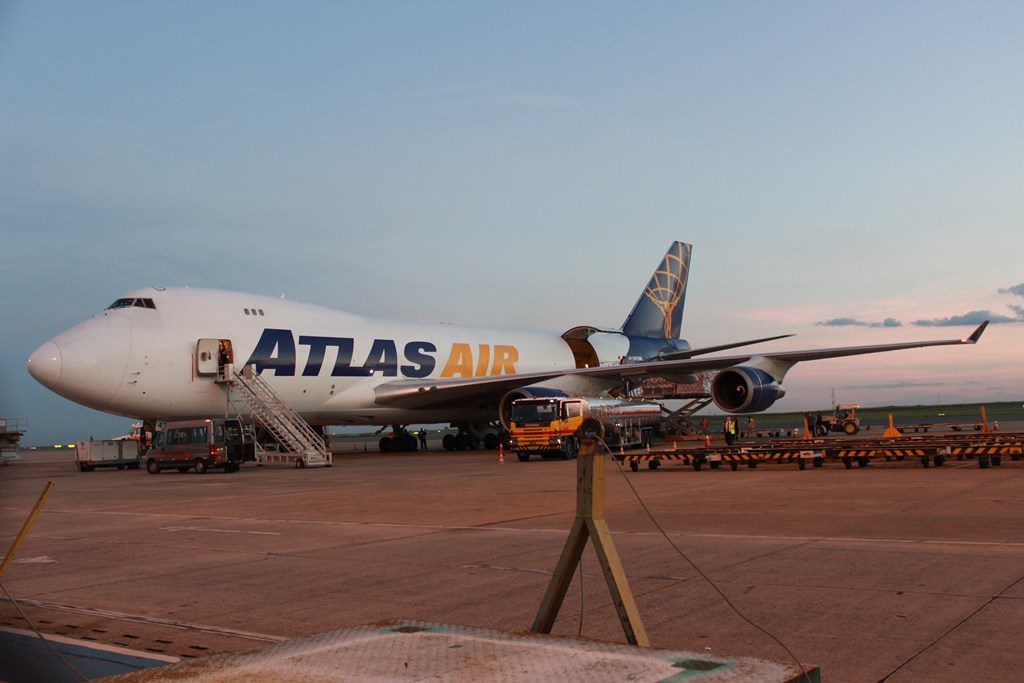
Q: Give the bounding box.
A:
[711,400,1024,430]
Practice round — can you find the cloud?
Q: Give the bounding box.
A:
[912,309,1018,326]
[817,317,902,328]
[998,283,1024,297]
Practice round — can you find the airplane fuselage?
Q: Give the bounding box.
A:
[28,287,614,425]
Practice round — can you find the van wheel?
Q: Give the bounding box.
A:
[194,459,208,474]
[177,466,190,473]
[146,460,160,475]
[296,458,306,468]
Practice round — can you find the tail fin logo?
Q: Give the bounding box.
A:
[642,242,690,338]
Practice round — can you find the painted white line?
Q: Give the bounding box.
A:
[0,598,286,643]
[161,526,281,536]
[10,507,1024,549]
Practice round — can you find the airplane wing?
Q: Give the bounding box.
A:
[372,322,988,409]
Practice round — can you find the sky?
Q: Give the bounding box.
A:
[1,1,1022,444]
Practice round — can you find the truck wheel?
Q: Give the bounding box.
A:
[194,459,208,474]
[517,452,530,462]
[147,460,160,474]
[844,422,859,435]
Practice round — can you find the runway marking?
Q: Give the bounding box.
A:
[8,507,1024,550]
[0,597,286,643]
[161,526,281,536]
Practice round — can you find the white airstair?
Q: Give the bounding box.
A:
[221,364,332,468]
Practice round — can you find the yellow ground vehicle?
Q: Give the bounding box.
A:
[820,403,861,435]
[508,397,662,462]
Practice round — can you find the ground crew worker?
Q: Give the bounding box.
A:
[418,429,428,450]
[746,416,755,436]
[724,417,737,445]
[815,412,824,436]
[700,416,709,434]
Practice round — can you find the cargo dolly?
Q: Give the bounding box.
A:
[616,432,1024,471]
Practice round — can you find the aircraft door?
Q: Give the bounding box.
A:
[196,339,221,376]
[196,339,233,378]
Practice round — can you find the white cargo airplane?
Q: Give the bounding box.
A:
[28,242,986,448]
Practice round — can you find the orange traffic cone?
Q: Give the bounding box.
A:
[498,443,504,464]
[704,434,711,447]
[619,442,625,458]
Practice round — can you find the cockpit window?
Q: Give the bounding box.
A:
[106,298,157,310]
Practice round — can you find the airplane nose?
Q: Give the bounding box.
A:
[27,341,62,389]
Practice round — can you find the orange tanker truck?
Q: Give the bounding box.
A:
[508,396,663,462]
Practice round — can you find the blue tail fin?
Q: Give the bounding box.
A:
[622,242,692,339]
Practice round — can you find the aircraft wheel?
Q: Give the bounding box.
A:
[379,437,392,453]
[442,434,456,451]
[195,459,208,474]
[483,433,499,450]
[403,434,418,452]
[146,460,160,474]
[517,452,530,462]
[455,433,471,450]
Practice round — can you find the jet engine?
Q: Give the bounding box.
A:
[498,387,568,430]
[710,366,786,413]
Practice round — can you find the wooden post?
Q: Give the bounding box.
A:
[0,482,54,580]
[532,438,650,647]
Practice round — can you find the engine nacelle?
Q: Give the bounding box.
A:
[499,387,567,430]
[710,366,786,413]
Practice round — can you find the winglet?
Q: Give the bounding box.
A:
[963,321,989,344]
